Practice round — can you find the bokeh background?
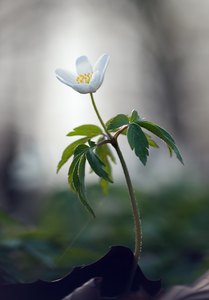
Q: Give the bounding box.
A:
[0,0,209,287]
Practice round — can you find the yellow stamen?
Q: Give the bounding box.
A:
[76,72,92,84]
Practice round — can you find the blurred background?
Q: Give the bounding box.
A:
[0,0,209,288]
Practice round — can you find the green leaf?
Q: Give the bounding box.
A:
[74,144,89,156]
[96,141,116,166]
[127,123,149,165]
[106,114,129,131]
[96,140,115,194]
[73,155,95,218]
[86,148,113,183]
[88,140,96,148]
[67,124,103,138]
[68,154,82,191]
[129,110,141,123]
[67,145,95,217]
[145,133,159,148]
[57,137,89,173]
[167,144,173,157]
[68,144,89,191]
[139,120,184,164]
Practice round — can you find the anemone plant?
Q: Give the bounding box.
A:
[55,53,183,267]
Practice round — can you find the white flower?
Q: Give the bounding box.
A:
[55,54,110,94]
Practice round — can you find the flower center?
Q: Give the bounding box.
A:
[76,72,92,84]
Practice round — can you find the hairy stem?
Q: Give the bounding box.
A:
[90,93,142,261]
[113,143,142,259]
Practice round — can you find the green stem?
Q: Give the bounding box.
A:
[90,93,111,139]
[114,144,142,260]
[89,93,142,261]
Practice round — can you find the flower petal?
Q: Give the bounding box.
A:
[76,56,93,75]
[71,83,93,94]
[55,69,76,87]
[89,71,102,92]
[55,54,110,93]
[93,54,110,78]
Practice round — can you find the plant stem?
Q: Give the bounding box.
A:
[89,93,142,261]
[113,144,142,260]
[90,93,112,139]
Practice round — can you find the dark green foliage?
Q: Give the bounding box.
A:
[106,114,129,131]
[105,110,183,166]
[67,145,95,217]
[72,155,95,218]
[95,140,115,194]
[129,109,141,123]
[57,137,89,173]
[66,143,113,216]
[138,120,184,164]
[127,123,149,165]
[57,109,183,216]
[58,124,103,173]
[68,144,89,191]
[86,148,113,183]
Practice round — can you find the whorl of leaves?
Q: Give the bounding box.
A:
[57,110,183,216]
